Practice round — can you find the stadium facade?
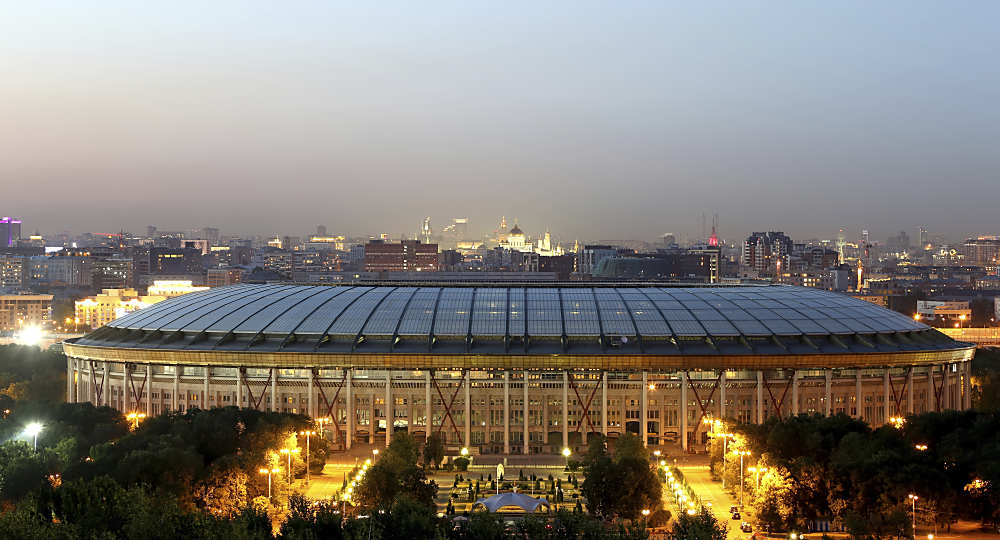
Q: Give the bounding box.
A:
[63,283,974,453]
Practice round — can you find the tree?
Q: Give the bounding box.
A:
[670,508,727,540]
[356,433,437,510]
[423,433,445,469]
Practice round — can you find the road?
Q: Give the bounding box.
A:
[678,465,739,523]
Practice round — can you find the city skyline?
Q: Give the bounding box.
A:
[3,2,999,239]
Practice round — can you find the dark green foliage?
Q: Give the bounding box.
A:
[670,507,727,540]
[0,345,67,404]
[581,433,663,520]
[356,432,438,511]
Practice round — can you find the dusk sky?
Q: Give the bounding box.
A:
[3,2,998,243]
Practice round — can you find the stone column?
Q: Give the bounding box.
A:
[719,370,727,420]
[145,366,151,417]
[173,367,180,412]
[523,370,529,455]
[203,367,209,409]
[756,371,764,424]
[270,369,278,413]
[681,371,688,451]
[942,363,950,410]
[503,371,510,454]
[601,372,608,438]
[385,371,392,447]
[824,369,832,416]
[102,361,109,406]
[124,364,130,413]
[345,370,353,450]
[66,357,74,403]
[791,370,799,416]
[907,367,914,415]
[235,369,242,410]
[562,371,569,450]
[641,372,649,448]
[464,371,471,448]
[963,361,972,410]
[883,369,891,423]
[927,365,935,412]
[307,370,314,417]
[425,371,432,441]
[855,370,862,420]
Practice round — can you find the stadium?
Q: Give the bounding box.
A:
[63,283,974,454]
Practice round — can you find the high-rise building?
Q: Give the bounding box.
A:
[919,227,929,248]
[92,257,133,290]
[0,217,22,248]
[0,293,52,332]
[364,240,438,272]
[0,255,28,289]
[742,232,793,275]
[962,236,1000,266]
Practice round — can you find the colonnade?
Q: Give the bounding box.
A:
[66,358,974,453]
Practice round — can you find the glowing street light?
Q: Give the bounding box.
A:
[25,422,43,451]
[641,508,650,528]
[736,450,751,508]
[908,494,919,533]
[748,466,768,491]
[259,467,280,499]
[126,412,146,431]
[16,325,44,347]
[280,448,301,483]
[889,416,905,428]
[299,430,317,485]
[915,444,928,451]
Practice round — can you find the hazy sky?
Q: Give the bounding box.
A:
[2,2,998,243]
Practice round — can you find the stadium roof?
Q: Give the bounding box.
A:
[71,284,966,357]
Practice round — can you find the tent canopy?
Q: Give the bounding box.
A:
[473,493,550,513]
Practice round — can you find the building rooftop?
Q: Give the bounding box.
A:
[70,283,967,357]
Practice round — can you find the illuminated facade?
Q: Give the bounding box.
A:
[0,294,52,332]
[75,280,206,329]
[75,289,167,330]
[64,284,974,454]
[147,280,210,297]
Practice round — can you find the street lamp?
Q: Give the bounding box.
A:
[641,508,650,528]
[259,467,280,500]
[915,444,928,451]
[562,447,571,469]
[748,466,768,491]
[889,416,905,428]
[126,412,146,431]
[25,422,43,451]
[736,450,751,508]
[299,430,316,485]
[280,448,301,483]
[908,494,919,533]
[315,416,332,439]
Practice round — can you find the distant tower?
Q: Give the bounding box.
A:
[836,228,846,261]
[919,227,928,249]
[317,225,327,237]
[421,217,432,243]
[708,214,719,247]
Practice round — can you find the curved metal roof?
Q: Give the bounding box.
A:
[70,284,965,357]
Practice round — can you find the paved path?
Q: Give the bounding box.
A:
[678,465,739,523]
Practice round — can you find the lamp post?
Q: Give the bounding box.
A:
[25,422,43,452]
[316,416,331,439]
[748,466,768,491]
[280,448,301,484]
[299,430,316,485]
[126,412,146,431]
[908,494,919,534]
[562,447,571,469]
[259,467,280,500]
[641,508,650,529]
[736,450,751,507]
